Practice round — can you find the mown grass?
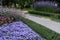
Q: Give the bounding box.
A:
[0,13,60,40]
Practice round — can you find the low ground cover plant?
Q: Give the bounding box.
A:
[0,15,15,25]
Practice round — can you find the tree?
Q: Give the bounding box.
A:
[2,0,36,8]
[17,0,36,8]
[2,0,13,7]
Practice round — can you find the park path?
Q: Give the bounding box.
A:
[1,8,60,34]
[24,13,60,34]
[22,11,60,34]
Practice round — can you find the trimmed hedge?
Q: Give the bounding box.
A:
[32,5,60,14]
[28,10,60,21]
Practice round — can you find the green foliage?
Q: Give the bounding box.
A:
[28,10,60,22]
[33,5,57,13]
[2,0,35,8]
[29,5,60,15]
[2,0,13,6]
[18,0,35,8]
[27,5,60,21]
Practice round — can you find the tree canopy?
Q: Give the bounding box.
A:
[1,0,60,8]
[2,0,35,8]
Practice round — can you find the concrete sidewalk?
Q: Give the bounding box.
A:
[24,14,60,34]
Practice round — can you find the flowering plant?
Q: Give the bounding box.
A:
[0,16,14,25]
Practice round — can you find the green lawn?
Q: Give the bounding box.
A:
[0,13,60,40]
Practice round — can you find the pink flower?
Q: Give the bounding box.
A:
[0,16,14,24]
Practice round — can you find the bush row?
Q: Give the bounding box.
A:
[28,10,60,21]
[32,5,60,14]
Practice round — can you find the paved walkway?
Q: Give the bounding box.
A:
[24,14,60,34]
[1,8,60,34]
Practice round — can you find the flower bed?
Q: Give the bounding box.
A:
[0,16,14,25]
[0,21,45,40]
[0,13,45,40]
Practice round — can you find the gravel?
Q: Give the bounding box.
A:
[0,21,45,40]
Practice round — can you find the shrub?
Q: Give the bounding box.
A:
[32,5,59,13]
[0,15,14,25]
